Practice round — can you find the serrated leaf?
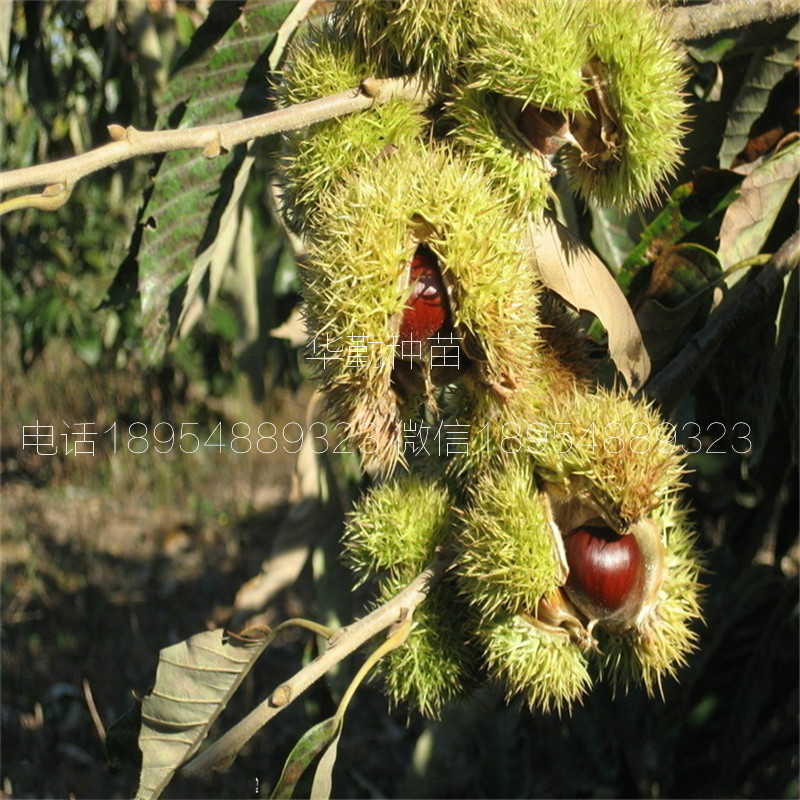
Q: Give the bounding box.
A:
[135,629,271,800]
[175,148,255,339]
[135,0,300,363]
[718,140,800,279]
[526,218,650,392]
[719,20,799,169]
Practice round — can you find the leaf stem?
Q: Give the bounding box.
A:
[181,552,449,778]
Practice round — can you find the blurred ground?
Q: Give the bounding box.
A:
[0,337,341,799]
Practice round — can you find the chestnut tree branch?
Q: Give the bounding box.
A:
[1,0,794,210]
[180,551,450,778]
[645,232,800,412]
[0,74,430,205]
[665,0,798,41]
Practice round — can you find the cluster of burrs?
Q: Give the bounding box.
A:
[278,0,702,716]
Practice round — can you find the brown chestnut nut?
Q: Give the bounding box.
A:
[563,526,646,623]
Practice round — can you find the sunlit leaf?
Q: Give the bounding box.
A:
[618,169,742,293]
[527,218,650,391]
[135,629,271,800]
[718,140,800,280]
[134,0,300,363]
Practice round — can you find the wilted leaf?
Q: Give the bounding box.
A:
[234,393,343,617]
[526,218,650,391]
[136,629,271,800]
[309,725,343,800]
[718,140,800,279]
[272,717,341,799]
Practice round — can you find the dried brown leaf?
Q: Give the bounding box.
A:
[526,219,651,391]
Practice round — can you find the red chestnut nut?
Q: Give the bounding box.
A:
[398,244,449,344]
[563,526,646,621]
[518,106,572,156]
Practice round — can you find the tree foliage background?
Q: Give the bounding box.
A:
[0,1,797,798]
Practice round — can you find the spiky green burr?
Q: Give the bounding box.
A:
[331,0,476,93]
[559,0,689,210]
[374,571,480,718]
[344,473,455,581]
[534,386,687,525]
[344,474,478,717]
[278,21,428,231]
[455,458,563,617]
[448,0,687,212]
[303,145,541,474]
[479,612,591,714]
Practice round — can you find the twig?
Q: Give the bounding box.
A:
[665,0,798,41]
[181,552,450,778]
[645,232,800,412]
[2,0,795,208]
[82,678,106,744]
[0,74,430,202]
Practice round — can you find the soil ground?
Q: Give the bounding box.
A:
[0,340,428,799]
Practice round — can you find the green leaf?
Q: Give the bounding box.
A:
[718,140,800,280]
[135,629,270,800]
[271,717,341,799]
[134,0,299,364]
[718,20,799,169]
[633,245,722,365]
[618,169,743,294]
[587,203,638,274]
